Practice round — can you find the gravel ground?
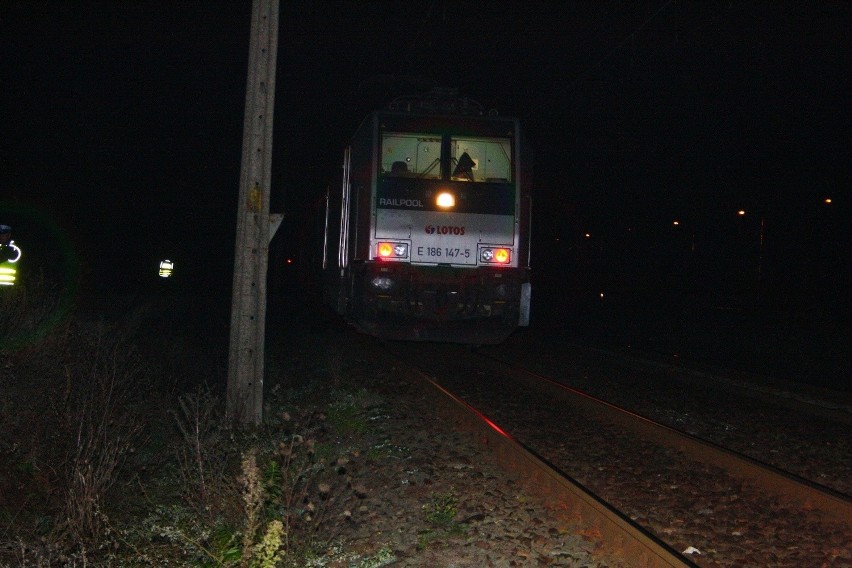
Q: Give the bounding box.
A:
[466,332,849,567]
[272,313,850,567]
[20,294,844,566]
[478,330,852,496]
[271,329,626,567]
[421,359,850,567]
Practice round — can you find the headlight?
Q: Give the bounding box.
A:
[436,191,455,208]
[376,241,409,259]
[479,247,511,264]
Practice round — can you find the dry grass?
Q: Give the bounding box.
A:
[1,276,144,563]
[53,345,144,547]
[1,277,392,567]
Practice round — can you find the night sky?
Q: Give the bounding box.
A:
[1,1,848,301]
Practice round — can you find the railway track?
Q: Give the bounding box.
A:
[482,337,852,497]
[385,342,851,567]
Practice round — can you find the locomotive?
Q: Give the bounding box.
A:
[321,90,532,344]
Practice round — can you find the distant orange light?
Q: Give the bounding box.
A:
[824,198,832,204]
[377,243,393,257]
[737,210,746,216]
[673,220,680,226]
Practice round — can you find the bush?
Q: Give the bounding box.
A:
[1,281,388,566]
[0,319,146,562]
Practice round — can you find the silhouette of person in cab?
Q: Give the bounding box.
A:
[452,152,475,181]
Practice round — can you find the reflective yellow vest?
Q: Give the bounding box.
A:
[0,242,21,286]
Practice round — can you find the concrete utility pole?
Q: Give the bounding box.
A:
[227,0,281,426]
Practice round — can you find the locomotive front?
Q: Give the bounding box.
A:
[324,103,531,344]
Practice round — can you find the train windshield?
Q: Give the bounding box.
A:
[380,132,513,183]
[380,133,442,179]
[450,136,512,183]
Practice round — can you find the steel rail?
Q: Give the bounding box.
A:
[390,357,698,568]
[477,356,852,527]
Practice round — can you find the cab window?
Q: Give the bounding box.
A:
[450,136,512,183]
[380,133,442,179]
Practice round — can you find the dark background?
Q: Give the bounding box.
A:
[1,1,849,384]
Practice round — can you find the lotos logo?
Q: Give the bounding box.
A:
[425,225,465,235]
